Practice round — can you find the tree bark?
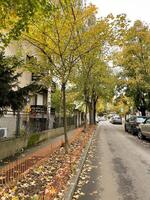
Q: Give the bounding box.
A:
[91,91,97,124]
[140,107,146,116]
[62,83,69,152]
[84,102,88,132]
[16,110,20,137]
[93,99,97,124]
[88,101,92,124]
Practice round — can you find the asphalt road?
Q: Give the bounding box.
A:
[73,121,150,200]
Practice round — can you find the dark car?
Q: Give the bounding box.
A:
[110,116,122,124]
[124,116,147,135]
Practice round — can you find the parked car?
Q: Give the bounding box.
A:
[99,116,106,121]
[110,116,122,124]
[138,117,150,139]
[124,116,147,135]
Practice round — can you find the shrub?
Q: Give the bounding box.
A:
[27,133,40,147]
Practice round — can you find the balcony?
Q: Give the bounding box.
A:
[30,105,47,114]
[30,105,55,115]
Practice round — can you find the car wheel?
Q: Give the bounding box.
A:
[138,131,144,140]
[131,131,136,136]
[125,125,128,132]
[131,129,135,135]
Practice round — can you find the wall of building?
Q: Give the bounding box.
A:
[18,71,32,88]
[0,115,16,137]
[4,41,52,132]
[0,126,75,160]
[0,136,28,160]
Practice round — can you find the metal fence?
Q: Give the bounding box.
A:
[0,127,83,187]
[0,112,78,138]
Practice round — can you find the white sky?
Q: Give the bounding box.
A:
[86,0,150,24]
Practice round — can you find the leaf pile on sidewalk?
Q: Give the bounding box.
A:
[0,126,95,200]
[72,134,101,200]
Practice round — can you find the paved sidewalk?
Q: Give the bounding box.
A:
[73,126,102,200]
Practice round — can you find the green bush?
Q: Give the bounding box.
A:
[27,133,40,147]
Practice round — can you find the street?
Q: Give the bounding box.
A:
[73,121,150,200]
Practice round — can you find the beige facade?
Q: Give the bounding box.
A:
[0,41,54,138]
[18,71,32,88]
[5,40,49,108]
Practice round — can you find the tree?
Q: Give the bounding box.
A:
[22,0,108,151]
[73,47,116,128]
[0,0,53,49]
[114,20,150,116]
[0,51,38,115]
[89,62,115,123]
[112,95,133,116]
[72,13,125,127]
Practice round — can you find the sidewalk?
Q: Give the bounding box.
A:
[0,127,83,188]
[0,126,93,199]
[73,126,101,200]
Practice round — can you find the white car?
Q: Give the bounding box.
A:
[110,116,122,124]
[138,117,150,139]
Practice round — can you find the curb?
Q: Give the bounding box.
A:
[64,129,96,200]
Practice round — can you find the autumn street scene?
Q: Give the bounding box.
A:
[73,122,150,200]
[0,0,150,199]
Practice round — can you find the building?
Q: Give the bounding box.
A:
[0,41,55,138]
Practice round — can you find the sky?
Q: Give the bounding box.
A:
[86,0,150,24]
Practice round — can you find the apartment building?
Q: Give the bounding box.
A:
[0,41,55,138]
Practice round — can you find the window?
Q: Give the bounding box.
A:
[137,117,147,123]
[145,119,150,124]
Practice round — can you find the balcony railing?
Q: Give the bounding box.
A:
[30,105,55,115]
[30,105,47,114]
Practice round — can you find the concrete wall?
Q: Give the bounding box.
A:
[0,115,16,137]
[0,126,74,160]
[38,127,63,141]
[0,136,28,160]
[0,113,56,138]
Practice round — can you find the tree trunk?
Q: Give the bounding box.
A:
[90,90,97,125]
[91,99,95,124]
[84,102,88,132]
[16,110,20,137]
[140,107,146,116]
[88,102,92,124]
[93,99,97,124]
[62,83,69,152]
[83,89,88,132]
[90,93,97,124]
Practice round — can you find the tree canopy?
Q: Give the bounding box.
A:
[114,20,150,115]
[1,0,149,148]
[0,51,39,115]
[0,0,53,49]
